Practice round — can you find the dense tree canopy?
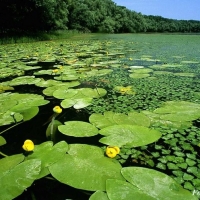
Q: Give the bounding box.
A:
[0,0,200,34]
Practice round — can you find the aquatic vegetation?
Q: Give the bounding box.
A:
[0,34,200,199]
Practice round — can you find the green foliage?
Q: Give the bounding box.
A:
[89,111,150,129]
[99,124,161,147]
[49,144,125,191]
[26,141,68,179]
[0,34,200,199]
[89,191,109,200]
[120,167,197,200]
[58,121,99,137]
[1,0,200,36]
[0,136,6,146]
[0,92,49,126]
[106,179,155,200]
[0,154,41,200]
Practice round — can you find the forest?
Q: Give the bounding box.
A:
[0,0,200,35]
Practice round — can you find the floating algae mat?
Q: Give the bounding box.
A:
[0,34,200,200]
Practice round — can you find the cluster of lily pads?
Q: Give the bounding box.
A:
[0,34,200,199]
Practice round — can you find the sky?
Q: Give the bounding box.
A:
[112,0,200,21]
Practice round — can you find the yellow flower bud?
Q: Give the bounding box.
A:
[53,106,62,114]
[22,140,34,151]
[52,69,59,73]
[106,146,120,158]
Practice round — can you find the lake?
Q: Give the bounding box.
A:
[0,33,200,200]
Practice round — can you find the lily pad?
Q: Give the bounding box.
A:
[49,144,124,191]
[99,125,161,147]
[26,141,68,179]
[0,136,6,146]
[106,179,155,200]
[42,81,80,96]
[129,73,150,79]
[6,76,41,86]
[89,111,150,129]
[89,191,109,200]
[0,158,41,200]
[121,167,197,200]
[58,121,98,137]
[0,111,23,126]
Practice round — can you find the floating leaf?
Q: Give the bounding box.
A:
[0,136,6,146]
[6,76,41,86]
[0,111,23,126]
[129,73,150,79]
[106,179,155,200]
[89,111,150,129]
[99,125,161,147]
[19,107,39,121]
[121,167,197,200]
[58,121,98,137]
[49,144,124,191]
[89,191,109,200]
[42,81,80,96]
[0,158,41,200]
[26,141,68,179]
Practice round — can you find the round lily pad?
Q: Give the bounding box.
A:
[49,144,124,191]
[99,125,161,147]
[58,121,98,137]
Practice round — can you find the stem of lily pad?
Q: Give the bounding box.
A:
[0,151,8,157]
[0,121,23,134]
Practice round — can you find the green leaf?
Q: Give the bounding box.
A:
[73,98,93,109]
[0,136,6,146]
[0,159,41,200]
[20,106,39,121]
[53,88,78,99]
[26,141,68,179]
[167,163,179,170]
[183,173,194,181]
[129,73,150,79]
[89,111,151,129]
[46,120,63,141]
[128,112,150,127]
[0,111,23,126]
[0,154,24,173]
[0,99,17,113]
[61,99,75,108]
[58,121,98,137]
[187,167,198,176]
[89,191,109,200]
[89,112,116,129]
[121,167,197,200]
[49,144,124,191]
[106,179,155,200]
[99,125,161,147]
[186,158,196,166]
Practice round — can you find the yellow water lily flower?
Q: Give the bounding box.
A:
[22,140,34,151]
[106,146,120,158]
[119,86,132,94]
[52,69,59,73]
[53,106,62,114]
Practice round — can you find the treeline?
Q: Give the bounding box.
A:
[1,0,200,34]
